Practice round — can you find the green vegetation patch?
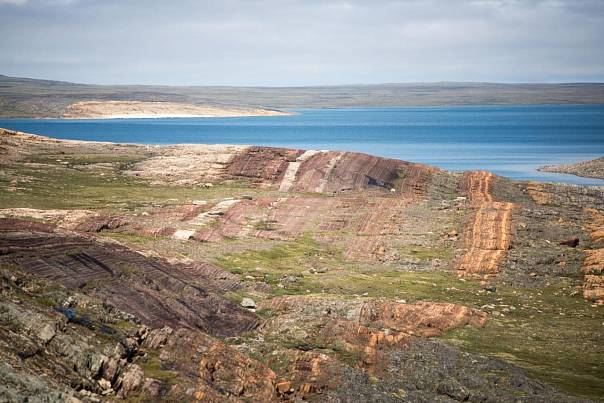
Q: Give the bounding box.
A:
[0,163,262,211]
[442,283,604,401]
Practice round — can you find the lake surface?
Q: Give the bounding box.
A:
[2,105,604,185]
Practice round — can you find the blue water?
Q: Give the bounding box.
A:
[2,105,604,185]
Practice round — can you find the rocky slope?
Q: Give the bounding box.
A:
[1,127,603,402]
[539,157,604,180]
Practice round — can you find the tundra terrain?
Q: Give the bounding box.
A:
[0,127,603,402]
[2,74,604,118]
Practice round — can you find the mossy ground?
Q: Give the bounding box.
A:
[2,146,603,401]
[216,236,604,400]
[0,161,269,211]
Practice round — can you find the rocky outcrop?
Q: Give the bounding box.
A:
[582,210,604,303]
[457,172,515,278]
[1,128,601,402]
[0,267,154,401]
[0,218,258,337]
[539,157,604,180]
[344,197,412,260]
[260,296,486,375]
[527,182,604,210]
[141,327,278,402]
[127,144,247,185]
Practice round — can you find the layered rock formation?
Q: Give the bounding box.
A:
[0,128,602,402]
[582,210,604,302]
[457,171,515,278]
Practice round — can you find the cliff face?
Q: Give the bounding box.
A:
[1,128,603,402]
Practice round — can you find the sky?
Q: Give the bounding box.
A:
[0,0,603,86]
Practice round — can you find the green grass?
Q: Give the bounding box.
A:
[137,350,179,384]
[0,163,264,211]
[28,153,149,167]
[100,232,159,246]
[215,235,603,400]
[442,284,604,401]
[399,244,454,261]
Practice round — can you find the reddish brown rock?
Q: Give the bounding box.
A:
[226,146,302,186]
[117,364,144,398]
[152,328,278,402]
[457,171,515,278]
[261,296,486,375]
[75,215,128,233]
[582,210,604,302]
[559,236,580,247]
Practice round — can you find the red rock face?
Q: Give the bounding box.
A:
[287,151,437,196]
[583,210,604,303]
[282,351,344,398]
[222,148,438,197]
[457,171,515,278]
[260,296,486,377]
[225,146,303,186]
[344,197,412,260]
[142,327,278,402]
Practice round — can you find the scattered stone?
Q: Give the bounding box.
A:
[203,182,214,188]
[192,200,208,205]
[98,378,112,391]
[484,286,497,293]
[172,229,195,240]
[143,378,162,397]
[62,296,77,308]
[282,276,300,284]
[117,364,144,398]
[276,380,293,394]
[241,298,257,309]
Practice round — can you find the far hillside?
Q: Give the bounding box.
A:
[1,74,604,118]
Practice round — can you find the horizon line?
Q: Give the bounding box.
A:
[2,73,604,89]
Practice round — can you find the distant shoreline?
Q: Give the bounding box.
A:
[59,100,294,120]
[2,74,604,118]
[539,156,604,180]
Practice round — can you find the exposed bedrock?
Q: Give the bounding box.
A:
[457,171,516,279]
[0,218,258,337]
[1,129,602,402]
[127,142,441,198]
[582,210,604,302]
[260,296,485,371]
[526,182,604,210]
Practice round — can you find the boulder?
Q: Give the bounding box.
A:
[117,364,144,398]
[559,236,579,247]
[241,298,257,309]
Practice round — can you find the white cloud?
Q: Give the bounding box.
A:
[0,0,28,5]
[0,0,602,85]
